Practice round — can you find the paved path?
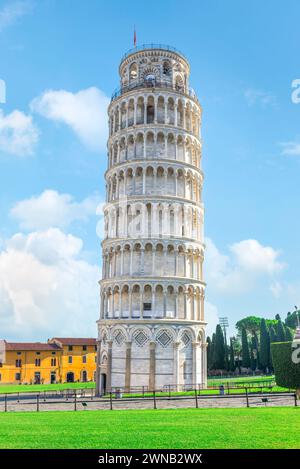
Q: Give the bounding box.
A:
[0,392,296,412]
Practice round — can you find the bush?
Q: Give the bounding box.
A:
[271,341,300,392]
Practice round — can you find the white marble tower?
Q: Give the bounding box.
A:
[96,44,207,394]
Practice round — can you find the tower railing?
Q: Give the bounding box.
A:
[111,79,198,103]
[120,43,188,63]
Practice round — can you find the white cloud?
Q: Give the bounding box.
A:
[280,140,300,157]
[31,87,110,151]
[244,88,277,108]
[230,239,284,274]
[11,189,102,230]
[0,229,100,339]
[0,1,32,32]
[0,109,38,156]
[205,237,284,294]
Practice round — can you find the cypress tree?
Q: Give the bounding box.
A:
[250,336,257,371]
[207,336,212,370]
[213,324,225,369]
[259,319,270,373]
[277,320,286,342]
[241,327,251,368]
[286,327,294,342]
[229,338,235,372]
[250,346,256,372]
[269,326,277,343]
[211,333,216,369]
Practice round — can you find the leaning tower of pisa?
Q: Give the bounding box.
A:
[97,44,207,394]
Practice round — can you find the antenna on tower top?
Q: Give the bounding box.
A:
[133,26,137,47]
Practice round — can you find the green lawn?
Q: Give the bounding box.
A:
[0,375,275,395]
[0,408,299,449]
[0,382,95,394]
[207,375,275,386]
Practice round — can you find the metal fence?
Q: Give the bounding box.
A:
[0,386,297,412]
[111,79,198,102]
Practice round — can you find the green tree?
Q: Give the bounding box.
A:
[213,324,225,369]
[207,336,213,370]
[285,310,300,329]
[236,316,261,336]
[241,327,251,368]
[269,326,277,343]
[286,327,294,342]
[229,338,235,372]
[260,319,270,372]
[277,320,286,342]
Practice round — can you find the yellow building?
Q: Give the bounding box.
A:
[0,338,97,385]
[48,338,97,383]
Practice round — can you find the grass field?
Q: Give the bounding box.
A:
[0,382,95,394]
[0,375,276,395]
[0,408,299,449]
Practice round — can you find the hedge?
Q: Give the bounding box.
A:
[271,341,300,389]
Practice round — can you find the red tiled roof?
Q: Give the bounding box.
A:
[49,338,96,346]
[4,341,62,351]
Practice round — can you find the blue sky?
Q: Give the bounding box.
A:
[0,0,300,340]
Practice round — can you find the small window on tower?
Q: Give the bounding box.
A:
[163,61,171,76]
[143,303,151,311]
[129,63,138,81]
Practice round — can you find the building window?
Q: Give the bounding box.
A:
[82,345,87,351]
[17,352,21,355]
[36,352,40,355]
[68,356,72,364]
[68,345,73,351]
[82,355,87,364]
[143,302,151,311]
[51,358,56,367]
[51,351,56,355]
[35,359,41,367]
[94,345,97,351]
[15,373,21,381]
[15,359,21,367]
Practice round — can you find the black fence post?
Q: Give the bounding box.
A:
[194,389,198,408]
[74,391,77,411]
[153,390,157,409]
[245,387,249,408]
[168,385,171,399]
[110,392,113,410]
[4,394,7,412]
[37,394,39,412]
[294,393,298,407]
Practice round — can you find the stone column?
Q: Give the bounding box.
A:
[201,343,208,387]
[173,341,180,390]
[163,288,167,318]
[149,341,156,391]
[95,339,101,396]
[140,288,144,319]
[106,340,113,392]
[192,341,200,387]
[125,341,132,392]
[129,287,132,319]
